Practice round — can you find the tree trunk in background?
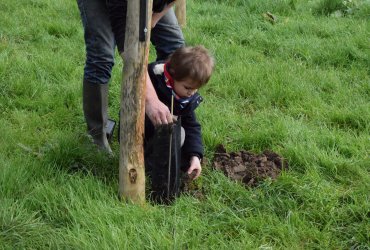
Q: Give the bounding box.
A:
[175,0,186,27]
[119,0,152,203]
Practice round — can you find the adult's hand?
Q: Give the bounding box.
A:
[145,71,173,125]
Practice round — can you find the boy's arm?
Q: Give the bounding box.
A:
[182,111,204,179]
[182,112,203,159]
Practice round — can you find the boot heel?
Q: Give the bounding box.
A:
[106,119,116,143]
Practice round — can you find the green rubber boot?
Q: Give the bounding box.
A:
[83,80,112,154]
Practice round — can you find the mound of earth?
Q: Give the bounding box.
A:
[212,144,288,187]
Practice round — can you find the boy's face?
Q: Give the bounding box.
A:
[173,78,198,98]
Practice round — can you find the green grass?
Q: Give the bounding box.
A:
[1,0,369,249]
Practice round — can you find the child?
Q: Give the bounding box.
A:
[145,45,214,184]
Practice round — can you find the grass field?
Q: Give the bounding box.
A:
[1,0,369,249]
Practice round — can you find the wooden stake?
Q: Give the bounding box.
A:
[119,0,153,203]
[175,0,186,28]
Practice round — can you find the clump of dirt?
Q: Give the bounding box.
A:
[181,174,205,200]
[212,144,288,187]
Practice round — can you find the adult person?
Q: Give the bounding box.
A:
[76,0,184,153]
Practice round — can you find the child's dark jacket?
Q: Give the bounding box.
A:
[146,61,204,161]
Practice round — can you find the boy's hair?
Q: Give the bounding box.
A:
[167,46,214,88]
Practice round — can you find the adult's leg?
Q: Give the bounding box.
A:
[151,8,185,61]
[77,0,115,152]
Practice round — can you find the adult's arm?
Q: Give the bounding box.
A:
[109,0,176,125]
[145,71,173,125]
[151,1,176,28]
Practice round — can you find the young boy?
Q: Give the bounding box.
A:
[145,45,214,182]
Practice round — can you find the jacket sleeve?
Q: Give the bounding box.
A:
[181,111,204,160]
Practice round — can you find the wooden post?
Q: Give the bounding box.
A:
[119,0,152,203]
[175,0,186,27]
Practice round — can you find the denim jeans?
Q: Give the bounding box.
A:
[77,0,185,84]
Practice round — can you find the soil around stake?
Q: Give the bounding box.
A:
[212,144,288,187]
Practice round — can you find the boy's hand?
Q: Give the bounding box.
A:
[187,156,202,180]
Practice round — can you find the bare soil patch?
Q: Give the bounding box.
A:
[212,144,288,187]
